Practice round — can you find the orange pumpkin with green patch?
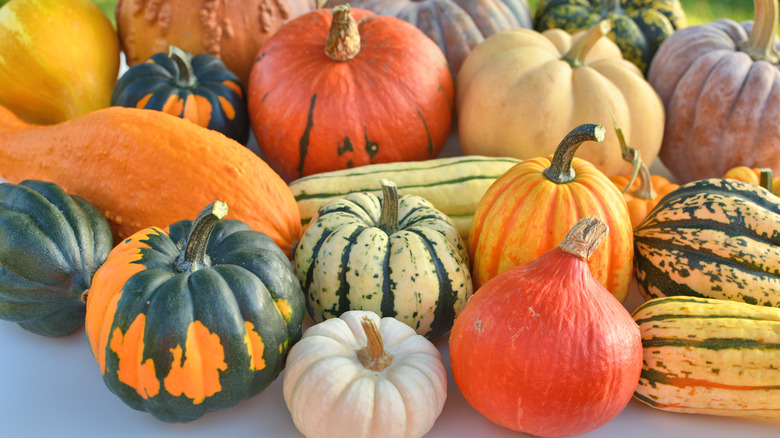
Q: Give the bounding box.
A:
[112,46,249,144]
[84,201,304,423]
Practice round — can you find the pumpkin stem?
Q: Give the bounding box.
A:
[611,112,644,195]
[168,46,198,88]
[559,217,609,261]
[563,20,611,68]
[759,168,774,194]
[378,179,399,234]
[543,123,606,184]
[325,5,361,62]
[738,0,780,64]
[175,201,228,273]
[356,316,394,371]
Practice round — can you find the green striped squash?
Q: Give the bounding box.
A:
[632,296,780,419]
[289,155,521,239]
[293,179,472,340]
[634,177,780,307]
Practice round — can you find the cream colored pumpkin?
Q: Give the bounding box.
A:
[283,310,447,438]
[456,20,664,177]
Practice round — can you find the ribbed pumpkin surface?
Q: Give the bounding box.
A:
[634,178,780,307]
[633,296,780,419]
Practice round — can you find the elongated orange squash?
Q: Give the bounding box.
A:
[0,105,301,257]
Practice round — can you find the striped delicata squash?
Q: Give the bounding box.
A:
[633,296,780,420]
[634,177,780,307]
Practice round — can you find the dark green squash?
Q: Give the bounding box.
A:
[0,180,113,337]
[84,201,305,423]
[634,177,780,307]
[111,46,249,144]
[533,0,687,73]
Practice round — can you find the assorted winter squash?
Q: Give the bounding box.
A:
[457,19,664,177]
[115,0,316,85]
[647,0,780,183]
[450,217,643,436]
[247,5,454,182]
[294,179,472,340]
[283,310,447,438]
[0,104,301,258]
[111,46,250,144]
[0,180,113,337]
[723,166,780,194]
[633,296,780,419]
[634,177,780,307]
[322,0,533,77]
[84,201,305,423]
[469,124,634,302]
[534,0,688,73]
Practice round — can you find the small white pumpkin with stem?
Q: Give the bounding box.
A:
[282,310,447,438]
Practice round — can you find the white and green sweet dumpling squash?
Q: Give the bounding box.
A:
[294,179,472,340]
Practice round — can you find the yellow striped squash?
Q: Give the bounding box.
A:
[634,177,780,306]
[632,296,780,419]
[288,155,521,239]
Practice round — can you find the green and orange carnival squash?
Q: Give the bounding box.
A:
[0,180,113,337]
[647,0,780,183]
[84,202,305,423]
[457,20,664,177]
[634,178,780,307]
[469,124,634,302]
[248,5,454,182]
[294,179,472,340]
[322,0,532,77]
[534,0,687,73]
[111,46,250,144]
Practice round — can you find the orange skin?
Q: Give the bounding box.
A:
[610,174,680,228]
[0,105,301,257]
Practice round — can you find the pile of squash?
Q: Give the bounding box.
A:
[1,0,779,435]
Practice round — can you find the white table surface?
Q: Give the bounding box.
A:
[2,113,779,438]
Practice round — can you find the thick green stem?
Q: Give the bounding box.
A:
[760,168,774,194]
[563,20,611,68]
[356,316,393,371]
[559,217,609,261]
[169,46,198,88]
[325,5,361,62]
[378,179,399,234]
[543,124,606,184]
[175,201,228,273]
[738,0,780,64]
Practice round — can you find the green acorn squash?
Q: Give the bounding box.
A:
[111,46,249,144]
[0,180,113,337]
[84,201,305,423]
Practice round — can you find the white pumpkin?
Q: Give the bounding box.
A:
[282,310,447,438]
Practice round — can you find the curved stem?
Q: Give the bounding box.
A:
[378,179,399,234]
[543,124,606,184]
[559,217,609,261]
[168,46,198,88]
[356,316,394,371]
[611,112,642,194]
[759,168,774,194]
[563,20,611,68]
[633,162,658,200]
[738,0,780,64]
[325,5,361,62]
[175,201,228,273]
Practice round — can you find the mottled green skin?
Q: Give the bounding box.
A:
[534,0,687,73]
[0,180,113,336]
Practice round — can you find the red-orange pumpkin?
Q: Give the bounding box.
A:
[247,5,454,182]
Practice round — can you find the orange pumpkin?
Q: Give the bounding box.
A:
[469,124,634,302]
[723,166,780,194]
[115,0,316,86]
[647,0,780,183]
[247,5,454,182]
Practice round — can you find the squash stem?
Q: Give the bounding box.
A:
[559,217,609,261]
[759,168,774,194]
[633,162,658,200]
[325,5,361,62]
[356,316,394,371]
[563,20,611,68]
[611,112,642,195]
[543,124,606,184]
[168,46,198,88]
[739,0,780,64]
[378,179,399,234]
[175,201,228,273]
